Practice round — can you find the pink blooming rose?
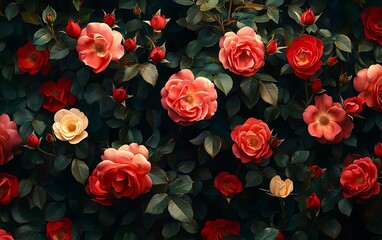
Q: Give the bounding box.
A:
[86,143,152,205]
[76,22,124,73]
[303,94,354,144]
[0,114,22,165]
[353,64,382,111]
[231,118,273,164]
[219,27,265,77]
[160,69,218,126]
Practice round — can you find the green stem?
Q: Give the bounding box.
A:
[37,146,55,158]
[305,81,309,106]
[278,198,287,229]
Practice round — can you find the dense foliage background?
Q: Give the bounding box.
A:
[0,0,382,239]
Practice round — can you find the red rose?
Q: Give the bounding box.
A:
[343,96,363,117]
[66,19,81,39]
[0,173,19,205]
[201,219,240,240]
[340,157,380,201]
[0,114,22,165]
[231,118,273,163]
[214,172,242,198]
[124,38,137,52]
[39,78,77,112]
[103,13,116,27]
[311,78,322,93]
[327,56,338,67]
[276,232,285,240]
[375,142,382,158]
[300,9,315,26]
[0,229,14,240]
[16,42,51,75]
[46,218,72,240]
[307,192,320,210]
[361,7,382,45]
[86,144,152,205]
[113,87,127,103]
[150,47,165,63]
[307,165,324,178]
[149,10,168,31]
[266,39,278,55]
[286,35,323,80]
[26,134,39,148]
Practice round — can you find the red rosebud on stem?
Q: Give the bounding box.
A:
[46,134,56,145]
[66,19,81,39]
[27,134,39,149]
[307,193,321,211]
[103,13,116,27]
[311,78,322,93]
[113,87,127,103]
[124,38,137,52]
[375,142,382,158]
[301,8,316,26]
[327,56,338,67]
[150,46,165,63]
[145,10,170,33]
[266,39,278,55]
[307,165,324,178]
[134,4,142,16]
[276,232,285,240]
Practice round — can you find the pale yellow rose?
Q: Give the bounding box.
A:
[269,175,293,198]
[53,108,88,144]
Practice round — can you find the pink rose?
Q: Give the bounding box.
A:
[0,229,14,240]
[353,64,382,111]
[0,114,22,165]
[86,143,152,205]
[303,94,354,144]
[231,118,273,163]
[219,27,265,77]
[160,69,218,126]
[76,22,124,73]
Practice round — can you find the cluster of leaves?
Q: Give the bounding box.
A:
[0,0,382,239]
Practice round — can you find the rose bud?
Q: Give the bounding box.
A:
[214,172,242,199]
[45,13,55,24]
[375,142,382,158]
[66,19,81,39]
[266,39,278,55]
[327,56,338,67]
[113,87,127,103]
[307,165,324,178]
[46,133,56,145]
[103,11,116,27]
[27,134,39,149]
[311,78,322,93]
[150,46,165,63]
[301,8,316,26]
[124,37,137,52]
[343,96,363,117]
[134,4,142,17]
[276,232,285,240]
[339,72,351,85]
[144,10,170,33]
[307,193,320,211]
[270,136,282,149]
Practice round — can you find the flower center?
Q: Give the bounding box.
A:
[185,94,194,104]
[67,123,76,132]
[357,176,365,184]
[246,134,261,149]
[296,49,311,66]
[52,229,67,240]
[318,115,330,126]
[30,53,39,62]
[94,42,105,53]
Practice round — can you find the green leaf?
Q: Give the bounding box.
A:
[32,186,46,209]
[73,0,81,11]
[288,5,302,24]
[18,179,33,198]
[84,83,103,104]
[322,219,341,239]
[42,5,57,24]
[186,6,202,25]
[255,228,280,240]
[126,19,141,32]
[186,40,203,58]
[213,73,233,96]
[254,73,278,83]
[45,202,66,221]
[119,0,136,9]
[31,119,46,135]
[54,155,72,172]
[291,150,309,164]
[173,0,194,5]
[177,161,196,174]
[240,77,259,102]
[265,0,284,7]
[169,175,193,195]
[20,11,41,25]
[259,81,278,106]
[77,67,90,87]
[245,170,263,187]
[162,222,180,239]
[149,166,169,185]
[199,0,218,11]
[139,63,158,86]
[13,109,33,125]
[358,38,374,52]
[50,42,69,59]
[274,154,289,167]
[267,7,279,23]
[204,135,221,158]
[338,198,353,217]
[5,3,19,21]
[145,193,169,215]
[27,90,43,112]
[71,159,89,184]
[168,198,193,223]
[226,95,241,118]
[181,219,198,234]
[189,130,212,145]
[334,34,352,53]
[121,64,139,82]
[33,28,52,46]
[198,28,220,47]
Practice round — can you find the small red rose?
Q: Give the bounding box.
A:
[46,218,73,240]
[27,134,39,148]
[150,46,165,63]
[124,37,137,52]
[146,10,169,32]
[66,19,81,39]
[39,78,77,112]
[113,87,127,103]
[214,172,242,198]
[201,219,240,240]
[266,39,278,55]
[103,13,116,27]
[307,192,320,210]
[375,142,382,158]
[307,165,324,178]
[327,56,338,67]
[301,8,316,26]
[311,78,322,93]
[0,173,19,205]
[343,96,363,117]
[16,42,51,75]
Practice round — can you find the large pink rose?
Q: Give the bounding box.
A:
[76,22,124,73]
[219,27,265,77]
[86,143,152,205]
[353,64,382,111]
[160,69,218,126]
[303,94,354,144]
[0,114,22,165]
[231,118,273,164]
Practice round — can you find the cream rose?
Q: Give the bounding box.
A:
[53,108,88,144]
[269,175,293,198]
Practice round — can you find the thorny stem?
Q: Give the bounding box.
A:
[227,0,233,22]
[47,24,58,42]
